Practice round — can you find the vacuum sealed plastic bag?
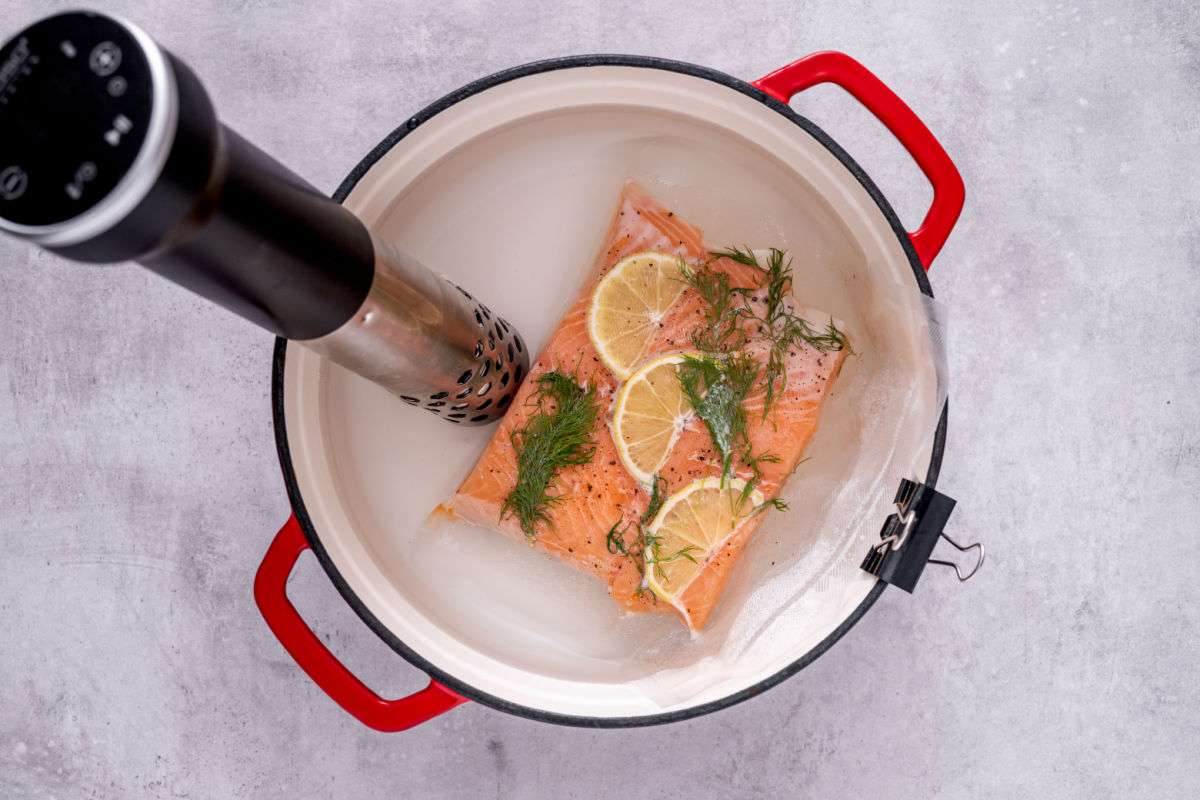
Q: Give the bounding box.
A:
[450,183,855,634]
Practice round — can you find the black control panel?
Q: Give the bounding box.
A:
[0,11,153,227]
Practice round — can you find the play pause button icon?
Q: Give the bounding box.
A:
[104,114,133,147]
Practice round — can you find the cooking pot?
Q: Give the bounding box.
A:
[254,51,966,730]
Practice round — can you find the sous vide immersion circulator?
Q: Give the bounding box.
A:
[0,9,527,424]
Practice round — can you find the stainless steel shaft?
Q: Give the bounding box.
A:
[301,235,528,425]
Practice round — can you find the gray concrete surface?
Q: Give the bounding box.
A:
[1,0,1197,797]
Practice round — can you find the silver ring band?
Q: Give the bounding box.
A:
[0,13,178,247]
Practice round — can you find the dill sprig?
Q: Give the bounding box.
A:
[606,475,669,566]
[676,353,758,483]
[669,246,850,523]
[708,246,851,416]
[606,521,632,557]
[638,474,697,585]
[642,474,669,526]
[501,370,601,538]
[676,260,750,353]
[643,526,701,583]
[739,450,788,518]
[605,474,673,599]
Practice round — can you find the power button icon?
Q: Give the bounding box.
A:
[0,166,28,201]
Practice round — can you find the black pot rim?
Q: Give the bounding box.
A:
[271,53,949,729]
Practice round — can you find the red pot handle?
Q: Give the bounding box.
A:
[254,515,468,731]
[753,51,964,269]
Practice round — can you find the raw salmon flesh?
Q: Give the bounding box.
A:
[452,183,847,631]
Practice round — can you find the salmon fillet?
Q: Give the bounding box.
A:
[452,183,846,631]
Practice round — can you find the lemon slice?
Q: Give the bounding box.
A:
[587,251,686,379]
[645,477,762,612]
[612,354,694,485]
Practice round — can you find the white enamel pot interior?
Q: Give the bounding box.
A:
[267,55,956,728]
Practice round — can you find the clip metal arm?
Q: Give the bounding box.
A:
[861,479,983,592]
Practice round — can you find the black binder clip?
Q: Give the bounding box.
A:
[860,479,984,593]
